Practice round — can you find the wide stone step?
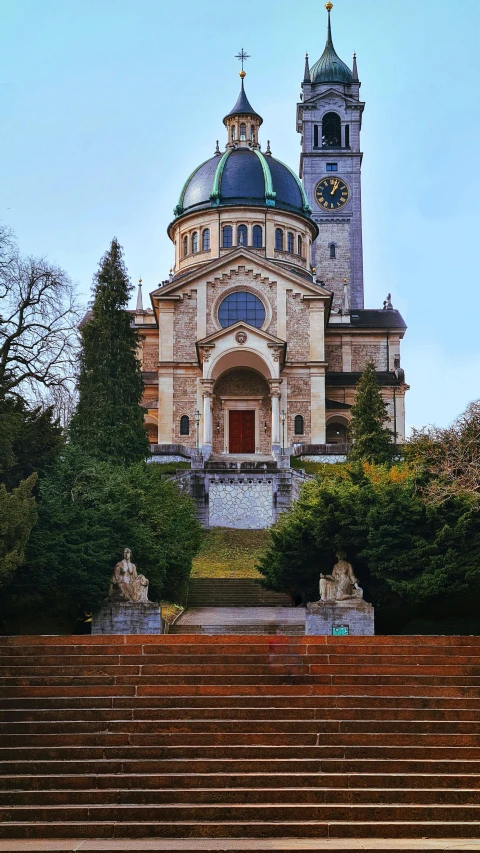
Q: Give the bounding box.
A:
[1,839,479,852]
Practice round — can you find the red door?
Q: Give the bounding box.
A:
[229,411,255,453]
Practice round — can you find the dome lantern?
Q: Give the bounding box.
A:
[223,75,263,150]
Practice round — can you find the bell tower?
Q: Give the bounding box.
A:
[297,2,365,311]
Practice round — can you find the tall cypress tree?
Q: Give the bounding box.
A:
[348,360,393,464]
[70,238,149,464]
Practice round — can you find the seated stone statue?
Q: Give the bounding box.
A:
[109,548,149,603]
[319,551,363,603]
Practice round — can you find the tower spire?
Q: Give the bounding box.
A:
[303,52,311,83]
[136,278,143,312]
[352,52,359,82]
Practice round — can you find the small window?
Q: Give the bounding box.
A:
[237,224,248,245]
[240,123,246,140]
[345,125,350,148]
[313,125,319,147]
[287,232,294,254]
[180,415,190,436]
[222,225,233,248]
[192,231,198,253]
[294,415,304,436]
[275,228,283,251]
[297,235,303,256]
[252,224,263,248]
[326,163,338,172]
[250,124,255,141]
[329,243,336,259]
[202,228,210,251]
[183,235,188,257]
[231,126,236,141]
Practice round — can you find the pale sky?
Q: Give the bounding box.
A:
[1,0,479,433]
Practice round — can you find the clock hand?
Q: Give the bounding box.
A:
[330,179,339,195]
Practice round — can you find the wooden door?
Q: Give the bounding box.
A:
[229,411,255,453]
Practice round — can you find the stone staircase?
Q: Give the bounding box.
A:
[1,634,480,851]
[187,578,292,607]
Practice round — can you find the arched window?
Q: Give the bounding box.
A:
[313,125,319,147]
[240,123,246,140]
[252,225,263,248]
[237,224,248,245]
[275,228,283,251]
[297,235,303,256]
[250,124,255,141]
[180,415,190,436]
[191,231,198,253]
[294,415,304,436]
[202,228,210,251]
[218,291,266,329]
[231,126,236,141]
[222,225,233,248]
[329,243,336,259]
[326,421,349,444]
[322,112,341,148]
[345,125,350,148]
[287,232,294,253]
[183,235,188,257]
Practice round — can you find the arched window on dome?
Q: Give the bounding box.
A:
[287,232,294,254]
[231,126,236,141]
[322,112,341,148]
[202,229,210,251]
[191,232,198,254]
[250,125,255,141]
[275,229,283,251]
[222,225,233,248]
[237,224,248,246]
[183,235,188,257]
[180,415,190,436]
[240,123,246,141]
[253,225,263,248]
[329,243,336,259]
[294,415,304,436]
[297,235,303,256]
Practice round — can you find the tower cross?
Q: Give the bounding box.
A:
[235,48,250,72]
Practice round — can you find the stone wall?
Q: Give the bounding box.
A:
[209,480,274,529]
[351,344,387,371]
[173,292,197,361]
[286,376,311,444]
[141,342,158,371]
[286,292,309,360]
[314,220,351,309]
[173,375,198,448]
[325,344,342,372]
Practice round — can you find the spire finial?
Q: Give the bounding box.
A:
[303,52,311,83]
[325,2,333,10]
[136,278,143,312]
[352,51,359,82]
[235,48,250,79]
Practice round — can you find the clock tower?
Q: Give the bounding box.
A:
[297,2,365,310]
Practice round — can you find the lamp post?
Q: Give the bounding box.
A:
[195,410,201,452]
[280,409,286,455]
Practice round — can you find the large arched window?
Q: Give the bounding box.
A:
[183,235,188,257]
[240,123,246,140]
[218,291,266,329]
[287,232,294,253]
[297,235,303,256]
[294,415,304,436]
[237,224,248,245]
[222,225,233,248]
[191,231,198,253]
[180,415,190,436]
[252,225,263,248]
[202,228,210,251]
[275,228,283,251]
[322,112,341,148]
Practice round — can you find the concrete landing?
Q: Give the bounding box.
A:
[171,606,306,635]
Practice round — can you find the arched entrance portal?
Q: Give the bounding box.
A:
[212,368,271,455]
[326,416,349,445]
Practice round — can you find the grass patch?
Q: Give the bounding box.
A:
[191,528,270,578]
[290,456,346,475]
[160,601,184,626]
[152,461,190,474]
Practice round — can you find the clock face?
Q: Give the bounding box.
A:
[315,177,349,211]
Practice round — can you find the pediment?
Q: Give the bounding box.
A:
[302,88,364,109]
[196,321,286,369]
[150,248,332,301]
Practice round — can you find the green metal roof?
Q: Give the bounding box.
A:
[310,9,353,85]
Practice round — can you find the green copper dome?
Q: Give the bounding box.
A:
[310,8,353,85]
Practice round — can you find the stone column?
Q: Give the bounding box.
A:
[201,380,214,459]
[269,379,282,454]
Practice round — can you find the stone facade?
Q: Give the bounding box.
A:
[209,480,273,529]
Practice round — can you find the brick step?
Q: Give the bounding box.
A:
[1,839,479,852]
[5,653,480,666]
[3,821,480,841]
[3,707,480,722]
[1,772,478,791]
[5,685,480,698]
[4,786,480,807]
[3,634,480,645]
[168,626,305,635]
[5,661,480,674]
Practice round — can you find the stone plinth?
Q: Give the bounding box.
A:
[91,599,163,635]
[306,599,374,636]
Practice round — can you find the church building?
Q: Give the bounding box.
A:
[136,3,408,459]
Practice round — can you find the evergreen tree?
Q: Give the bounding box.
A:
[348,361,393,464]
[70,239,149,464]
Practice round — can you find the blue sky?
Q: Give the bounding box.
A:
[1,0,479,432]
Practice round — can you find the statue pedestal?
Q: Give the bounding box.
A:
[91,599,164,635]
[306,599,374,636]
